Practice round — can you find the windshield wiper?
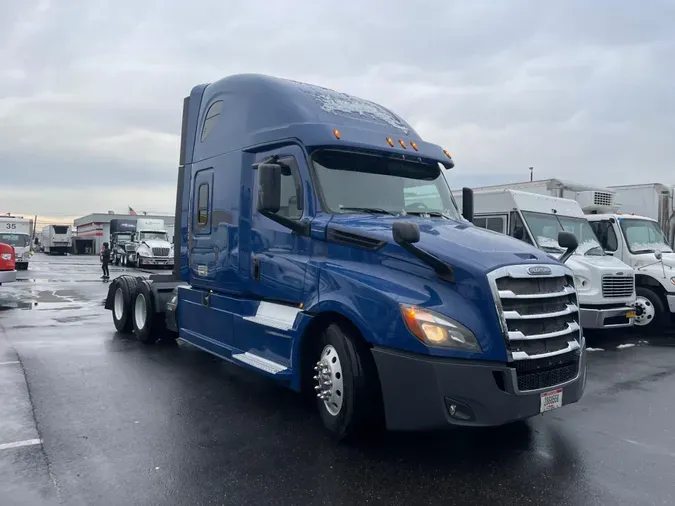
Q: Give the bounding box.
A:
[632,248,655,254]
[541,246,565,254]
[404,211,452,219]
[338,207,397,216]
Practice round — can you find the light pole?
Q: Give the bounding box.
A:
[529,166,534,182]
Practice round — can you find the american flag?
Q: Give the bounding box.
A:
[128,206,137,216]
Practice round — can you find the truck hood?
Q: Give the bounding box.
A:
[138,239,172,249]
[564,255,634,304]
[328,215,558,274]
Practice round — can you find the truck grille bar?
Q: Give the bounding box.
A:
[488,263,581,361]
[152,247,170,257]
[601,275,634,298]
[487,264,582,392]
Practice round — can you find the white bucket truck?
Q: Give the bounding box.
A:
[128,218,173,269]
[579,187,675,331]
[453,188,637,331]
[0,216,32,270]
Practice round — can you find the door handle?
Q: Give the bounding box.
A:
[252,256,261,282]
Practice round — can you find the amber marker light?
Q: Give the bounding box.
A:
[398,139,407,149]
[386,137,395,147]
[410,141,419,151]
[333,129,341,139]
[443,149,452,159]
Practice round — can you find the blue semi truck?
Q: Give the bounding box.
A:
[106,74,587,439]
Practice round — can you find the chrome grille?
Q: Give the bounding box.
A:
[488,264,581,372]
[602,275,634,298]
[125,244,136,252]
[152,247,170,256]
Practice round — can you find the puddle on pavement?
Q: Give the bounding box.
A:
[0,301,38,311]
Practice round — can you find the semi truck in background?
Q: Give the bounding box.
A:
[127,218,173,268]
[109,218,137,266]
[41,225,72,255]
[453,189,636,331]
[0,216,33,270]
[104,74,587,439]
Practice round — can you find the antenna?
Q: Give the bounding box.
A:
[529,166,534,182]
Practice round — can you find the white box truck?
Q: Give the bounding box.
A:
[606,183,675,248]
[577,188,675,332]
[0,216,33,270]
[453,188,637,331]
[41,225,72,255]
[127,218,173,268]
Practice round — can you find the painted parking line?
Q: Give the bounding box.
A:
[0,361,20,366]
[0,439,42,451]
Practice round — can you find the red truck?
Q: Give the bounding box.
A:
[0,243,17,285]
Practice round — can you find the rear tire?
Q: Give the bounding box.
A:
[132,281,165,344]
[314,323,381,441]
[634,287,667,333]
[112,277,138,333]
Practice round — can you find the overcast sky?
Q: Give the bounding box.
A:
[2,0,674,223]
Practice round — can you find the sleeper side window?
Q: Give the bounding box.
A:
[197,183,209,228]
[200,100,223,142]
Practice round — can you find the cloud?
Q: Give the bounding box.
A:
[1,0,674,218]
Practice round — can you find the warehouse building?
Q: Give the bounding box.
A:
[73,212,174,254]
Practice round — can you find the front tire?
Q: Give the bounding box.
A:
[314,323,380,440]
[634,286,667,333]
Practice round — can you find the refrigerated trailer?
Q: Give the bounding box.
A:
[41,225,72,255]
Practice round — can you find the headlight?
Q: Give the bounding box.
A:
[400,305,481,352]
[574,276,591,291]
[670,276,675,286]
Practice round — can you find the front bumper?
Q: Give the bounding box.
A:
[0,270,17,283]
[372,345,587,431]
[579,305,635,329]
[137,256,173,266]
[666,294,675,314]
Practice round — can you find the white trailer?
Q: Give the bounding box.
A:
[127,218,173,268]
[41,225,72,255]
[453,188,637,331]
[0,216,33,270]
[606,183,675,248]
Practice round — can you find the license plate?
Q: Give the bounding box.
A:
[540,388,563,413]
[626,310,636,319]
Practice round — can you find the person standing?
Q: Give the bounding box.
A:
[101,242,111,280]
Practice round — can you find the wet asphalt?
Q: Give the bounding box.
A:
[1,255,675,506]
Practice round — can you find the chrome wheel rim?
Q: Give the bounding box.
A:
[634,296,655,326]
[314,345,344,416]
[114,288,124,321]
[134,294,147,329]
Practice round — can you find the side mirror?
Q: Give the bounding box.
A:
[462,187,474,223]
[558,231,578,264]
[393,221,420,244]
[257,163,282,213]
[655,250,663,261]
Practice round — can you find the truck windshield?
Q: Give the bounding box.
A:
[139,232,167,241]
[618,218,672,254]
[521,212,604,256]
[0,233,29,247]
[312,150,461,220]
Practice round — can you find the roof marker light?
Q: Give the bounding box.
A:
[398,139,407,149]
[386,137,395,147]
[443,149,452,159]
[410,141,419,151]
[333,129,341,139]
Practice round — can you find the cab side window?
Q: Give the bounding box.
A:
[590,220,618,252]
[510,212,533,245]
[274,157,303,220]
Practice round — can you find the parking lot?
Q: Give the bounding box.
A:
[1,254,675,505]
